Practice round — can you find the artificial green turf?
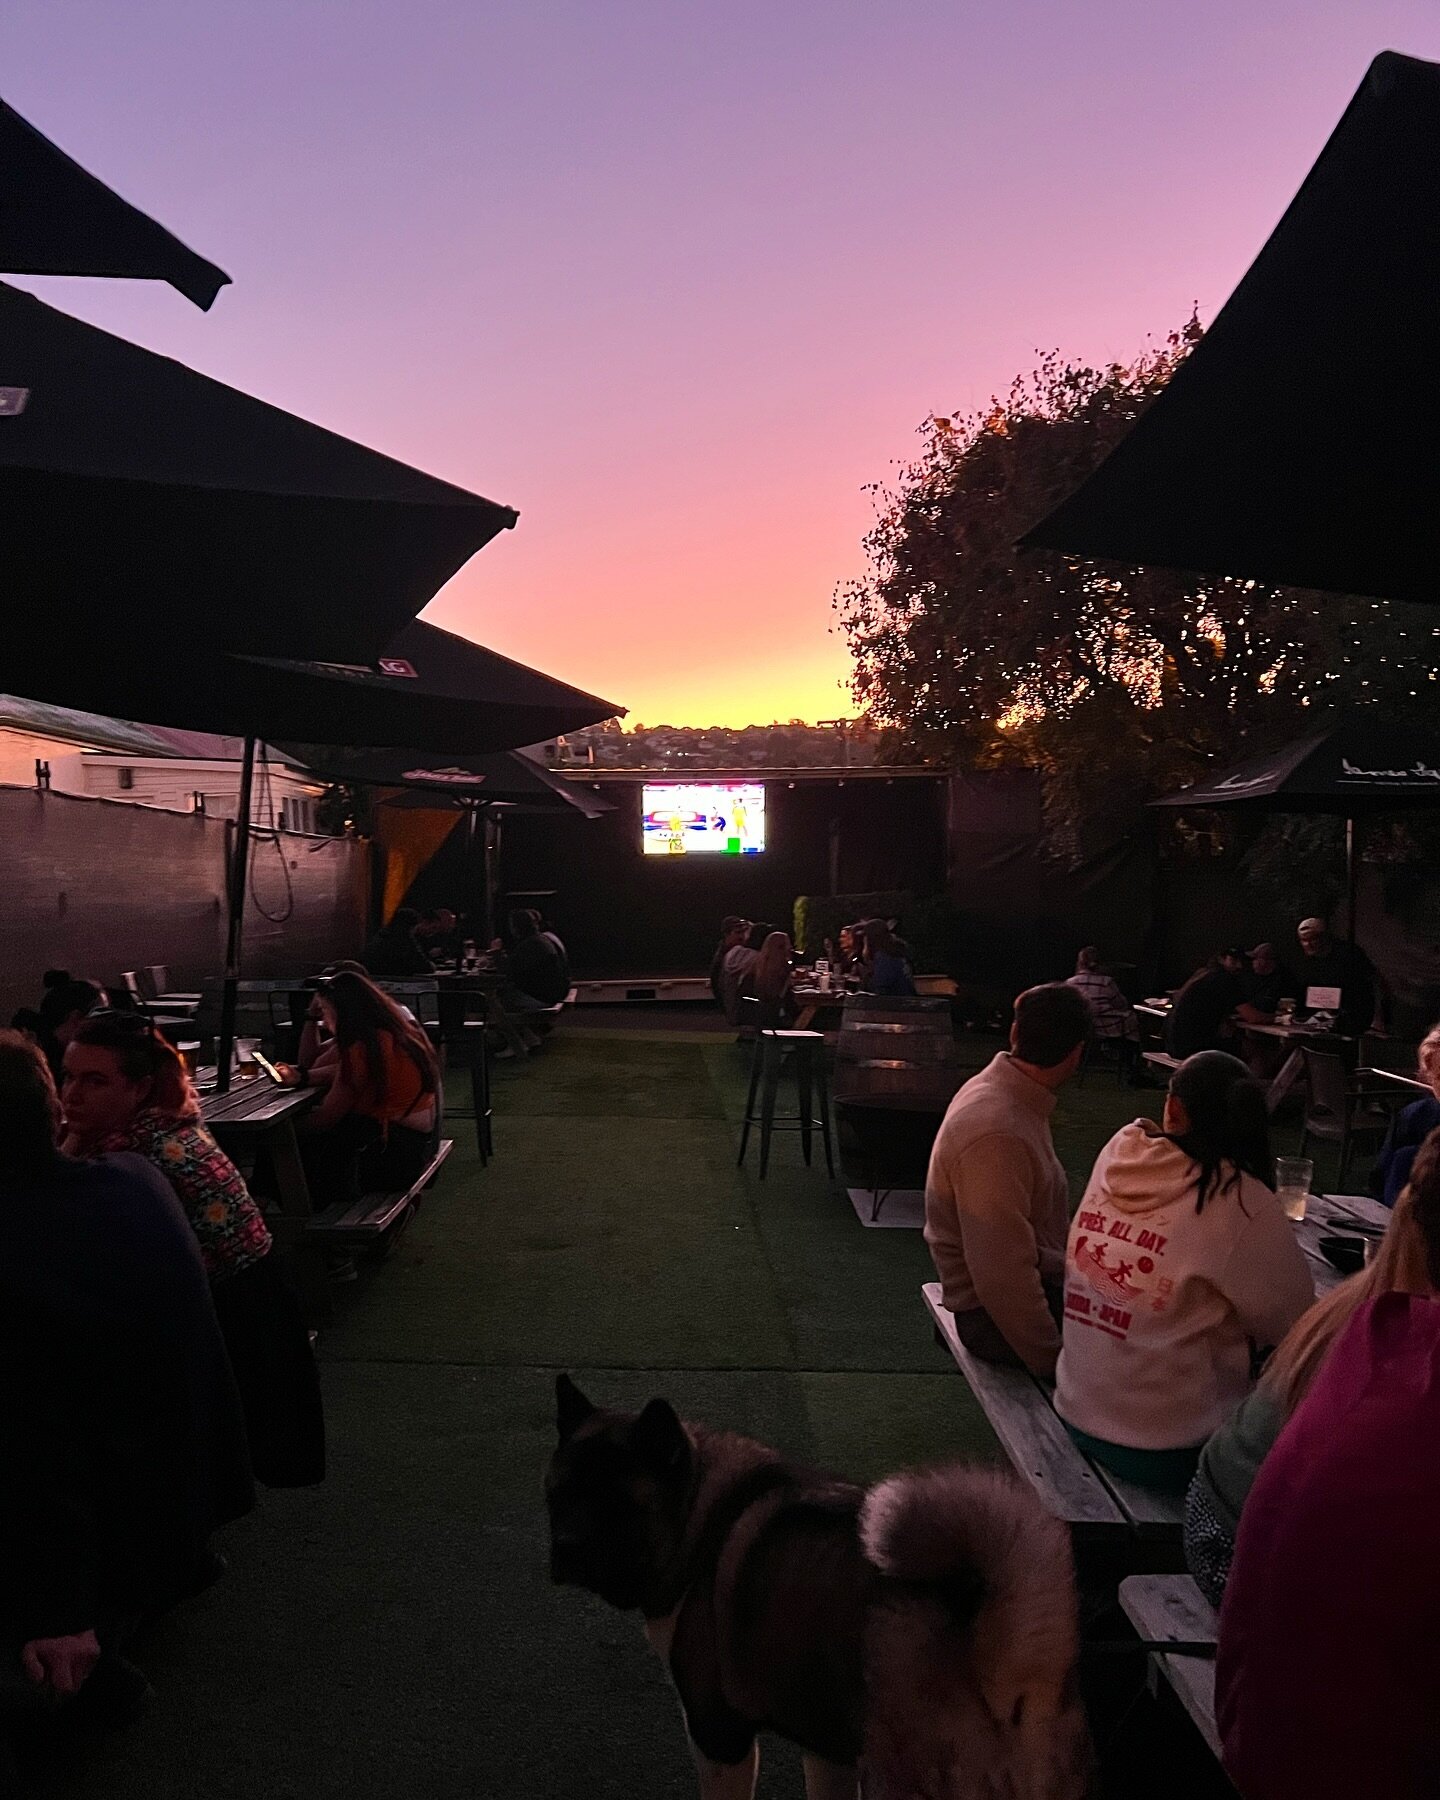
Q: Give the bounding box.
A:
[33,1028,1151,1799]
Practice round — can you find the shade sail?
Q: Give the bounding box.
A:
[1150,718,1440,814]
[0,97,229,308]
[0,280,518,676]
[1022,53,1440,605]
[279,742,613,818]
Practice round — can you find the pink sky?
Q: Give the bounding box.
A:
[7,2,1438,726]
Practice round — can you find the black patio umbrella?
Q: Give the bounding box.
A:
[0,280,518,672]
[0,96,229,308]
[281,744,611,941]
[199,624,621,1084]
[1150,716,1440,937]
[279,742,612,817]
[1021,53,1440,605]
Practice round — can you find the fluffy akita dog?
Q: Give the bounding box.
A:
[546,1376,1092,1800]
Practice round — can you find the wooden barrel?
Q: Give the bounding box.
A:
[832,995,963,1113]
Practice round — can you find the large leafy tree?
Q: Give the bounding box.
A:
[838,322,1440,865]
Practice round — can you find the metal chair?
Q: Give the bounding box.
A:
[1299,1045,1396,1187]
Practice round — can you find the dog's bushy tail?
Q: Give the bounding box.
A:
[859,1467,1090,1798]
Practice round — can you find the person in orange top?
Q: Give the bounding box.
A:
[292,970,440,1206]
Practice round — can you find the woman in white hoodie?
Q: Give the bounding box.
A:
[1054,1051,1315,1493]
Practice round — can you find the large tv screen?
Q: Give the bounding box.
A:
[641,782,765,856]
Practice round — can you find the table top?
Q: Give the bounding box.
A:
[201,1079,315,1132]
[1294,1191,1390,1293]
[1241,1018,1354,1042]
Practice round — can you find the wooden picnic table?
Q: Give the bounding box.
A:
[789,984,848,1031]
[201,1079,328,1319]
[1236,1017,1356,1110]
[922,1189,1392,1551]
[1119,1575,1222,1761]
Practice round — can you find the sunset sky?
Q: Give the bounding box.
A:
[7,2,1438,727]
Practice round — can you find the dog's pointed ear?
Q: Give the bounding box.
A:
[631,1397,689,1473]
[556,1372,596,1439]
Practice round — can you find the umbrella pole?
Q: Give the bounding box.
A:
[1345,814,1358,946]
[215,734,259,1094]
[482,808,498,946]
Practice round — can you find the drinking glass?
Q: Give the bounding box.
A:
[234,1037,261,1083]
[1276,1154,1314,1221]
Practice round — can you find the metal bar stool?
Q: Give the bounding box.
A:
[461,1016,494,1164]
[738,1025,834,1178]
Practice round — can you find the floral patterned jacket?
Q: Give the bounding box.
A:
[97,1105,272,1282]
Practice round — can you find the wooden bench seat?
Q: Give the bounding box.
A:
[922,1283,1127,1533]
[1142,1049,1182,1075]
[1119,1574,1221,1762]
[305,1139,453,1240]
[922,1282,1185,1538]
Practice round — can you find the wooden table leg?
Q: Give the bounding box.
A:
[268,1120,333,1326]
[1265,1047,1307,1114]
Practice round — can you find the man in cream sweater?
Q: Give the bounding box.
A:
[925,983,1091,1378]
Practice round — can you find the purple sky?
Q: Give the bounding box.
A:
[7,2,1438,725]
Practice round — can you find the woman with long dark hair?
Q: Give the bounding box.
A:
[61,1012,323,1487]
[748,931,797,1027]
[294,969,440,1204]
[1053,1051,1314,1492]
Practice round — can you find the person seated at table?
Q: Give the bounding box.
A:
[1186,1128,1440,1608]
[722,922,769,1028]
[295,970,441,1206]
[748,931,798,1027]
[1234,940,1297,1023]
[710,916,749,1012]
[35,971,106,1080]
[1066,946,1138,1066]
[1164,948,1247,1059]
[925,983,1091,1378]
[60,1013,324,1488]
[415,906,462,965]
[1053,1051,1314,1494]
[1370,1021,1440,1209]
[529,909,569,964]
[1295,914,1379,1034]
[504,908,570,1007]
[0,1030,253,1723]
[1215,1146,1440,1799]
[826,923,865,982]
[862,918,916,996]
[363,906,434,979]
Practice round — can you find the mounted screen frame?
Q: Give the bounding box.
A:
[641,781,766,856]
